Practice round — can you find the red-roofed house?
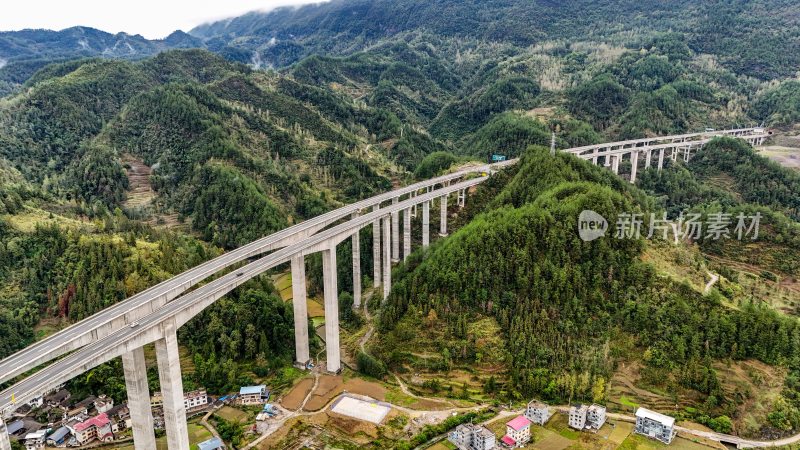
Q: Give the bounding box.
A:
[502,415,531,447]
[67,412,114,445]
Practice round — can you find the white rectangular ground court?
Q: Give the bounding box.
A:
[331,395,391,424]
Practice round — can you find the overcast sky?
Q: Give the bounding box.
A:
[0,0,325,39]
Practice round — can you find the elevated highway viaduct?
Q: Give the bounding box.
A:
[0,128,769,450]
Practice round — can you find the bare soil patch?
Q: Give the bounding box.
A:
[280,377,314,410]
[122,155,155,208]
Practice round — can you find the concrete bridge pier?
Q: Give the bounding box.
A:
[422,201,430,248]
[122,348,157,450]
[611,154,620,174]
[658,149,665,171]
[403,208,411,261]
[291,254,310,366]
[0,418,11,450]
[372,205,380,288]
[155,322,190,450]
[645,149,652,169]
[351,214,361,308]
[457,189,466,208]
[630,151,639,183]
[440,194,448,237]
[382,215,392,301]
[321,246,341,373]
[391,198,400,262]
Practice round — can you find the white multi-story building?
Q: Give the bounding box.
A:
[239,385,269,405]
[151,389,208,411]
[634,407,676,444]
[568,404,588,430]
[185,390,208,410]
[449,424,496,450]
[95,395,114,413]
[525,400,553,425]
[569,404,607,431]
[586,404,606,431]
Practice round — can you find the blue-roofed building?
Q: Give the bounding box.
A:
[47,426,71,447]
[7,419,25,436]
[238,385,269,405]
[197,436,225,450]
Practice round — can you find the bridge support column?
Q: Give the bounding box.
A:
[321,246,341,373]
[291,254,310,366]
[0,418,11,450]
[611,154,620,174]
[645,149,652,169]
[630,151,639,183]
[351,215,361,308]
[422,201,430,248]
[440,194,448,237]
[403,208,411,261]
[658,149,665,171]
[382,216,391,301]
[372,205,380,288]
[155,323,190,450]
[122,347,157,450]
[391,198,399,262]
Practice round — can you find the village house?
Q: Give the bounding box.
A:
[568,404,606,431]
[66,396,96,419]
[27,396,43,409]
[106,404,131,432]
[568,404,588,429]
[185,389,209,410]
[151,389,208,411]
[634,407,677,444]
[448,423,496,450]
[23,429,46,450]
[95,395,114,414]
[6,420,26,437]
[198,436,226,450]
[46,426,71,448]
[44,389,71,408]
[501,415,531,448]
[66,412,114,445]
[238,385,269,405]
[525,400,553,425]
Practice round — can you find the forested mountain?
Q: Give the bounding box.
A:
[0,27,204,96]
[191,0,800,81]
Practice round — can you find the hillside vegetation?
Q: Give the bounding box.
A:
[375,144,800,437]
